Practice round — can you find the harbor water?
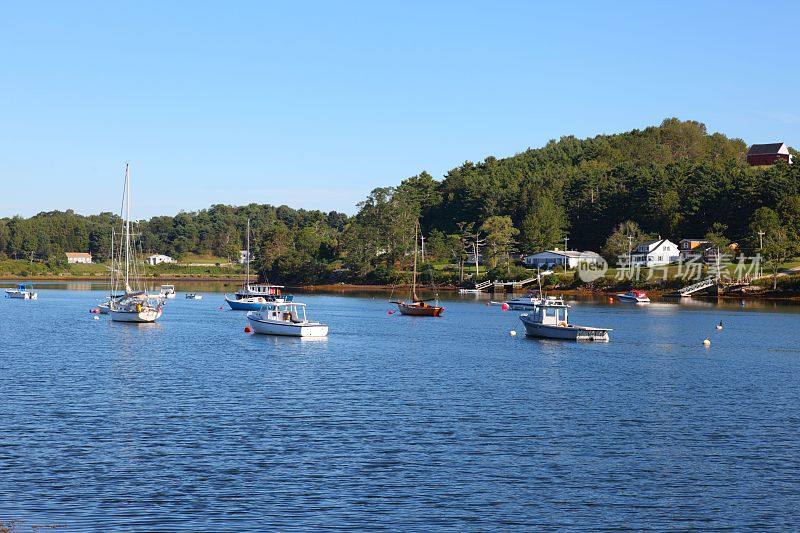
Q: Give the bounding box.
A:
[2,284,800,530]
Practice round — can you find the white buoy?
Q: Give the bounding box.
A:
[716,321,723,330]
[93,316,100,320]
[703,338,711,346]
[510,330,517,336]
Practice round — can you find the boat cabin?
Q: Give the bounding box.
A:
[239,283,284,296]
[530,297,569,325]
[260,302,308,323]
[236,284,292,301]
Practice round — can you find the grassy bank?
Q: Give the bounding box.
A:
[0,259,245,280]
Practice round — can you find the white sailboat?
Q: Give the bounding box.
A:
[109,163,163,323]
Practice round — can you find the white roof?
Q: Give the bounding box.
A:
[526,250,601,259]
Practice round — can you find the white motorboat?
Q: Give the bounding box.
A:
[505,292,542,310]
[519,296,611,341]
[109,163,163,324]
[5,283,38,300]
[159,284,177,299]
[247,302,328,337]
[185,293,203,300]
[617,290,651,303]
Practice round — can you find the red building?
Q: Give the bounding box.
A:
[746,142,793,166]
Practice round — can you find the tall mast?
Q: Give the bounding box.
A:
[245,218,250,286]
[109,226,115,298]
[411,220,418,302]
[124,163,131,291]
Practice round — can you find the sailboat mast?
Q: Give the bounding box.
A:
[411,221,418,301]
[109,226,115,298]
[245,218,250,286]
[124,163,131,291]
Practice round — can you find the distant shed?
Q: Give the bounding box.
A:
[747,142,793,166]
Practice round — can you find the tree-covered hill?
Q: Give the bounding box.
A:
[2,118,798,284]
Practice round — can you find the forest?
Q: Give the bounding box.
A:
[2,119,799,285]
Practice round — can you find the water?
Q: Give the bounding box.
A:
[2,284,800,530]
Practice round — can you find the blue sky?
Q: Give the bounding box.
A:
[1,1,798,218]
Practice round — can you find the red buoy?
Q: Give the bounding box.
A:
[387,310,395,315]
[500,303,510,311]
[244,326,253,333]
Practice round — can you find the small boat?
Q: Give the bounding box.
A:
[519,296,611,341]
[247,302,328,337]
[159,284,177,299]
[225,284,290,310]
[458,288,482,294]
[391,221,444,317]
[617,290,651,303]
[505,292,543,310]
[185,293,203,300]
[110,292,164,323]
[5,282,38,300]
[225,219,292,311]
[109,163,163,324]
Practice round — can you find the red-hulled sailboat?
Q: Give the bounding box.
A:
[391,221,444,317]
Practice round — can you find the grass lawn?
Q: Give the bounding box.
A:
[178,253,232,264]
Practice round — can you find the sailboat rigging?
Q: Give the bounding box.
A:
[390,220,444,317]
[109,163,163,323]
[224,218,289,310]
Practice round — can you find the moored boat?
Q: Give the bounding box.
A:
[159,284,177,299]
[5,283,38,300]
[391,221,444,317]
[109,163,163,324]
[185,293,203,300]
[225,219,292,311]
[519,296,611,341]
[505,292,542,310]
[617,290,651,303]
[247,302,328,337]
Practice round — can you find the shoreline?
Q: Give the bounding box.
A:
[3,277,799,302]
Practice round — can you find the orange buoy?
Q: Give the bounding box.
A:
[244,326,253,333]
[608,297,614,303]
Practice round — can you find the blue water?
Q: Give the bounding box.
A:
[2,286,800,530]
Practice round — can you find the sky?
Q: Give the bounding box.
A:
[1,1,798,219]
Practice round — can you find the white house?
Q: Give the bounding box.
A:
[65,252,92,264]
[630,238,679,267]
[146,254,176,266]
[523,249,603,269]
[239,250,253,264]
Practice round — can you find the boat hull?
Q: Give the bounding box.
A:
[397,302,444,317]
[97,303,110,314]
[519,314,610,341]
[507,300,540,310]
[110,308,163,323]
[6,291,37,300]
[247,315,328,337]
[225,296,269,311]
[617,293,650,303]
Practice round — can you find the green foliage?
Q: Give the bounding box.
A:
[480,215,518,271]
[519,196,567,253]
[4,118,799,285]
[601,221,655,265]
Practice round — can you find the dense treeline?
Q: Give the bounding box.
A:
[2,119,799,284]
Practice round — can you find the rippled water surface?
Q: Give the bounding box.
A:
[2,285,800,530]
